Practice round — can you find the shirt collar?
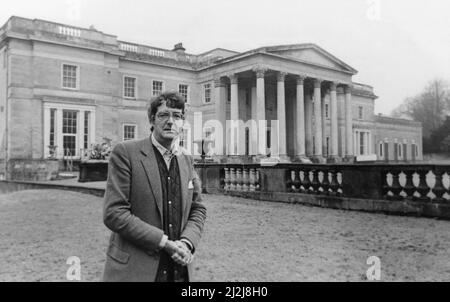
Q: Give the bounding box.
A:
[151,133,179,157]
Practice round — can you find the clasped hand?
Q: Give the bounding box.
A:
[163,240,193,266]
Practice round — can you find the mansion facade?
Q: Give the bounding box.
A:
[0,16,422,180]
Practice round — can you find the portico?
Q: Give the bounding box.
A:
[212,63,355,163]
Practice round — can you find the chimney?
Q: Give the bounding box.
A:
[173,42,186,55]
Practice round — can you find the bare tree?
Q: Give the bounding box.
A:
[391,79,450,137]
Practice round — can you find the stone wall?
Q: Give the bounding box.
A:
[196,163,450,220]
[7,159,61,181]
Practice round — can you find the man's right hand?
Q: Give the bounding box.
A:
[163,240,192,266]
[163,240,183,255]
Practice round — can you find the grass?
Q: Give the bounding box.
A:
[1,189,450,282]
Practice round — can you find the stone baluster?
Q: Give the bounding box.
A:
[331,170,344,196]
[293,169,301,193]
[390,170,403,200]
[382,171,392,198]
[255,169,260,191]
[432,170,446,203]
[335,171,344,196]
[242,168,249,192]
[403,170,416,200]
[321,170,330,195]
[417,170,430,202]
[230,168,236,191]
[328,170,339,196]
[224,168,230,191]
[249,169,256,192]
[311,170,320,194]
[302,169,312,193]
[287,170,295,192]
[236,168,242,191]
[299,170,306,193]
[445,171,450,200]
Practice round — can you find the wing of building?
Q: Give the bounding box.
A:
[0,16,422,180]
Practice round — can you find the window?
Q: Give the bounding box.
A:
[204,83,211,103]
[179,128,189,148]
[49,109,56,147]
[124,76,137,98]
[379,142,384,158]
[326,137,330,156]
[360,132,365,155]
[62,64,79,89]
[245,128,250,156]
[63,110,77,156]
[415,144,419,157]
[227,84,231,103]
[355,130,370,156]
[179,84,189,103]
[398,142,402,158]
[325,104,329,119]
[44,104,95,158]
[245,89,251,106]
[123,124,137,141]
[203,127,213,139]
[84,112,90,149]
[152,80,163,96]
[312,136,315,154]
[358,106,363,120]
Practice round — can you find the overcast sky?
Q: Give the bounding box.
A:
[1,0,449,115]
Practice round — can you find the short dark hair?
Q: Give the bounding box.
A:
[147,91,186,123]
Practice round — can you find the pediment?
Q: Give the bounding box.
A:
[266,45,356,73]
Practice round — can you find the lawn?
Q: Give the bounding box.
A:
[1,189,450,282]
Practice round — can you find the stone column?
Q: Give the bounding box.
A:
[214,77,227,156]
[56,109,63,158]
[228,74,239,155]
[305,94,313,156]
[250,81,257,156]
[43,107,51,158]
[345,85,354,159]
[77,110,85,157]
[295,75,307,159]
[276,71,288,159]
[313,78,323,161]
[254,67,267,156]
[330,82,339,160]
[321,91,327,157]
[229,74,239,122]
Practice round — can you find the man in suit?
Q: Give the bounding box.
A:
[102,91,206,282]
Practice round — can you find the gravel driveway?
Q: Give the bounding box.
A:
[0,189,449,282]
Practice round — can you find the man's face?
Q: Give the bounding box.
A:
[152,102,184,143]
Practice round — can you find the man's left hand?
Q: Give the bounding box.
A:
[171,240,193,266]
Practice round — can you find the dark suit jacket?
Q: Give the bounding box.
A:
[102,137,206,282]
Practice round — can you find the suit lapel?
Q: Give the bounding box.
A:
[177,154,189,222]
[140,138,163,221]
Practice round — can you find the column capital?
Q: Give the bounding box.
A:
[214,77,226,88]
[228,74,239,85]
[314,78,323,88]
[295,74,307,85]
[344,84,353,94]
[276,71,288,82]
[329,82,338,91]
[252,66,268,79]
